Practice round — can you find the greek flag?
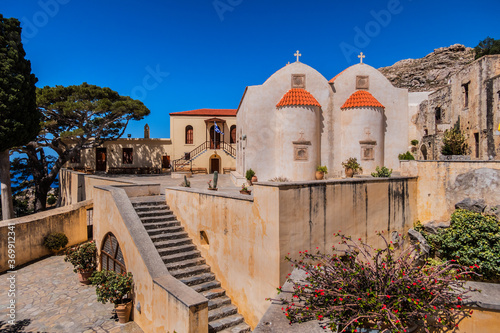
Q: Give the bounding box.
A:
[214,121,224,135]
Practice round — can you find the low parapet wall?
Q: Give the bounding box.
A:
[0,201,92,272]
[93,185,208,333]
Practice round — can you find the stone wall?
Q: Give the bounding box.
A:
[164,177,417,328]
[0,201,92,272]
[400,160,500,223]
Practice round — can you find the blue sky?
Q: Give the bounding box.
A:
[2,0,499,139]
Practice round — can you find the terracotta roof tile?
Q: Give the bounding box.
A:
[341,90,385,109]
[276,88,321,108]
[169,109,237,117]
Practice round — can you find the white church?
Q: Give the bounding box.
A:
[236,51,409,181]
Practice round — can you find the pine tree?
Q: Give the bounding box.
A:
[0,14,39,220]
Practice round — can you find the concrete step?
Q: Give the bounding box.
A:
[165,257,206,271]
[208,296,232,311]
[140,215,177,224]
[143,220,180,230]
[131,200,166,207]
[153,238,192,249]
[147,225,184,236]
[137,209,174,218]
[134,204,170,212]
[158,244,197,256]
[180,272,215,287]
[208,314,245,333]
[202,288,226,300]
[208,304,238,322]
[161,249,201,264]
[169,264,211,279]
[218,323,252,333]
[192,280,221,293]
[150,231,189,242]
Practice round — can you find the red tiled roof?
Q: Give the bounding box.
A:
[276,88,321,108]
[169,109,237,117]
[341,90,385,109]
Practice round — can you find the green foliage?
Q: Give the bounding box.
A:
[420,209,500,281]
[398,151,415,160]
[65,241,97,273]
[90,270,133,305]
[371,166,393,177]
[270,233,476,332]
[474,37,500,60]
[341,157,362,172]
[43,232,68,251]
[411,139,419,146]
[441,127,468,155]
[0,14,39,151]
[47,194,57,205]
[316,165,328,174]
[213,171,218,188]
[245,168,255,181]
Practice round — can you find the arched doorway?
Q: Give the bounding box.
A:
[420,144,428,160]
[101,233,126,273]
[210,125,221,149]
[209,153,221,174]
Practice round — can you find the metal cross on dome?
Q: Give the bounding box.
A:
[295,50,302,62]
[358,52,365,63]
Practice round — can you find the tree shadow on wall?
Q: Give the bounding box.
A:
[0,319,32,333]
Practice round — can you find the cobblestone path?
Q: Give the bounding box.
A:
[0,255,142,333]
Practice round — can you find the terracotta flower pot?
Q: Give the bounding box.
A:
[78,270,94,285]
[315,171,325,180]
[345,168,354,178]
[115,299,133,324]
[240,190,251,195]
[251,175,258,184]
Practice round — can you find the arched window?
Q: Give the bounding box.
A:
[185,125,193,144]
[230,125,237,144]
[101,233,126,274]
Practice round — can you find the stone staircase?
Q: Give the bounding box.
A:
[131,196,251,333]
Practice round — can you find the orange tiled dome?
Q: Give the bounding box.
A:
[341,90,384,109]
[276,88,321,108]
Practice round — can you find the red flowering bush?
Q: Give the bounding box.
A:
[89,270,133,305]
[65,241,97,273]
[271,233,478,333]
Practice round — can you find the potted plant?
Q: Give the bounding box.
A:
[371,166,393,178]
[90,270,134,324]
[315,166,328,180]
[240,184,251,195]
[246,168,257,185]
[43,232,69,254]
[341,157,362,178]
[270,233,478,333]
[207,171,218,191]
[65,241,97,285]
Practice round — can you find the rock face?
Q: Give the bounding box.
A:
[378,44,475,92]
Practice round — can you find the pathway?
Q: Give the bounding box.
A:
[0,256,142,333]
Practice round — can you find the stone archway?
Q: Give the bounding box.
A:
[420,144,428,160]
[101,232,126,273]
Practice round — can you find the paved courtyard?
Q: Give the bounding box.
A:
[0,255,142,333]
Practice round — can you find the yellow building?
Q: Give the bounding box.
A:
[66,108,237,174]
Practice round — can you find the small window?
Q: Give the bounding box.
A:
[70,151,81,163]
[463,83,469,108]
[230,125,237,144]
[122,148,133,164]
[101,233,126,274]
[185,125,193,144]
[474,133,479,158]
[435,107,442,123]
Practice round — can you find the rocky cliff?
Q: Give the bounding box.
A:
[378,44,475,92]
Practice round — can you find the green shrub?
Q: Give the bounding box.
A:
[398,151,415,160]
[316,165,328,174]
[441,128,468,155]
[269,233,476,332]
[65,241,97,273]
[411,139,419,146]
[341,157,362,173]
[420,209,500,281]
[47,194,57,205]
[90,270,133,305]
[245,168,255,181]
[371,166,392,177]
[43,232,68,251]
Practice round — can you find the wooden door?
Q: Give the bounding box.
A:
[210,125,221,149]
[96,148,107,171]
[210,158,220,174]
[162,155,170,168]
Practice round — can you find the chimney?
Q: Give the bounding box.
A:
[144,124,150,139]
